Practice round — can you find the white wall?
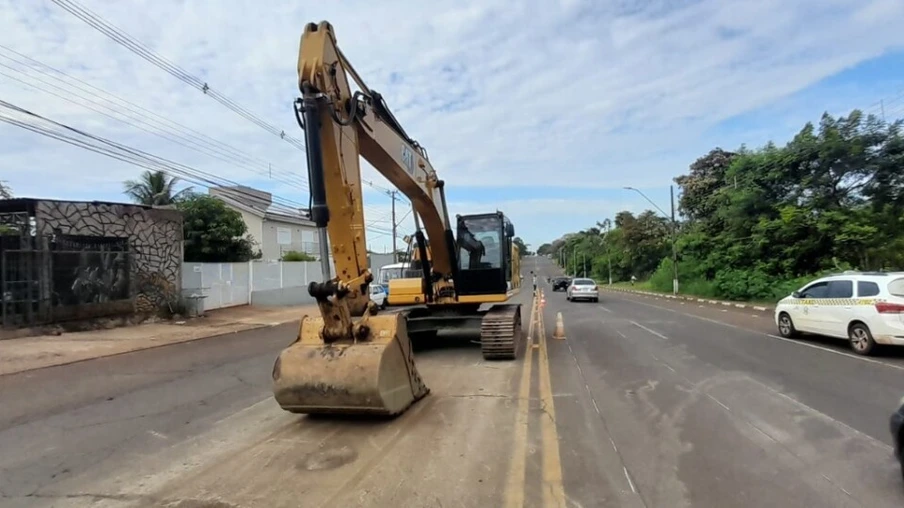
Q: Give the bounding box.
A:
[182,260,337,311]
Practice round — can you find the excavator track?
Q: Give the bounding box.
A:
[480,304,523,360]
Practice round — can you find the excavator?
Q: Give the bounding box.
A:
[271,21,525,417]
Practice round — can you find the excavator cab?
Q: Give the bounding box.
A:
[454,212,515,296]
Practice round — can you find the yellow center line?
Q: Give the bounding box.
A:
[504,292,537,508]
[538,290,567,507]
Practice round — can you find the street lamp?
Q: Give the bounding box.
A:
[600,219,613,285]
[624,185,679,295]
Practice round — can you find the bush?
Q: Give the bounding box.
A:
[281,250,316,262]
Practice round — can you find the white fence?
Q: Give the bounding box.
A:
[183,255,398,311]
[182,260,338,311]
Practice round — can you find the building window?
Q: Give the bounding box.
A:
[277,227,292,245]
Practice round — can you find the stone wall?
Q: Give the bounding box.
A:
[34,200,183,313]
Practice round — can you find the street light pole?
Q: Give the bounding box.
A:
[600,219,612,285]
[624,186,679,295]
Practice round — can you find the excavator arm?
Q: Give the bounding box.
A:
[271,21,453,416]
[296,21,461,314]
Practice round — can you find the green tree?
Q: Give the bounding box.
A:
[536,242,554,255]
[123,170,193,206]
[513,236,530,255]
[177,194,258,262]
[546,108,904,302]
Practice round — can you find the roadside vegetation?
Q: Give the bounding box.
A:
[537,109,904,302]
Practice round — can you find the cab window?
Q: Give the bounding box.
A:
[800,282,828,298]
[826,280,853,298]
[857,281,880,297]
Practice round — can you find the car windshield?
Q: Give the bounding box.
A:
[573,279,595,286]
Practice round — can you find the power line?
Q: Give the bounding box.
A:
[0,44,308,190]
[0,99,394,239]
[0,59,310,192]
[49,0,307,152]
[0,99,301,212]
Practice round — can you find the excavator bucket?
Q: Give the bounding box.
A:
[271,312,430,416]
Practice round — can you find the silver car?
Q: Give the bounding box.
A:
[567,278,599,302]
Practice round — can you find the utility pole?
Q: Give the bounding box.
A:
[390,190,398,263]
[624,185,679,295]
[573,248,576,277]
[670,185,679,294]
[601,219,612,285]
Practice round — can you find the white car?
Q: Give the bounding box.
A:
[774,271,904,355]
[566,278,599,303]
[369,284,388,309]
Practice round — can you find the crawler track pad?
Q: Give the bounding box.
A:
[271,314,430,416]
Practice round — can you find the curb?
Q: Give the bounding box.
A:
[600,287,775,313]
[0,319,300,378]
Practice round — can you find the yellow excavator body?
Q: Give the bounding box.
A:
[271,21,522,417]
[387,238,430,305]
[387,277,426,305]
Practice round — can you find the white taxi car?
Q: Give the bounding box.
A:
[774,271,904,356]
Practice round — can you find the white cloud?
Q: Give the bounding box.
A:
[1,0,904,249]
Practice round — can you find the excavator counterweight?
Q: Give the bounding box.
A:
[272,21,522,417]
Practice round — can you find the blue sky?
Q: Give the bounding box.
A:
[2,0,904,252]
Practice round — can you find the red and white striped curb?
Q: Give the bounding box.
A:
[600,286,773,313]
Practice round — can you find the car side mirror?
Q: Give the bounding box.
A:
[791,291,801,299]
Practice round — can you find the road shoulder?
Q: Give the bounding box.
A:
[0,305,313,376]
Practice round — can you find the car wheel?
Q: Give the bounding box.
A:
[381,300,387,310]
[777,312,798,338]
[848,322,877,356]
[592,297,599,303]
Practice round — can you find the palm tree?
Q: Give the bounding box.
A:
[122,170,193,206]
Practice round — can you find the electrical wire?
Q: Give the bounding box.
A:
[49,0,307,151]
[0,44,308,190]
[0,99,390,238]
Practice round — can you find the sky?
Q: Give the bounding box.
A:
[2,0,904,253]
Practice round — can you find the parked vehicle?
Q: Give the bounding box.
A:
[369,284,388,309]
[774,271,904,356]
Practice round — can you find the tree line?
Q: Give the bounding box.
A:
[537,109,904,302]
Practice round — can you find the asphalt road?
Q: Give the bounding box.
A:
[529,256,904,507]
[0,288,546,508]
[1,256,902,507]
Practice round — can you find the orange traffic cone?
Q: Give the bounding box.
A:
[553,312,566,340]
